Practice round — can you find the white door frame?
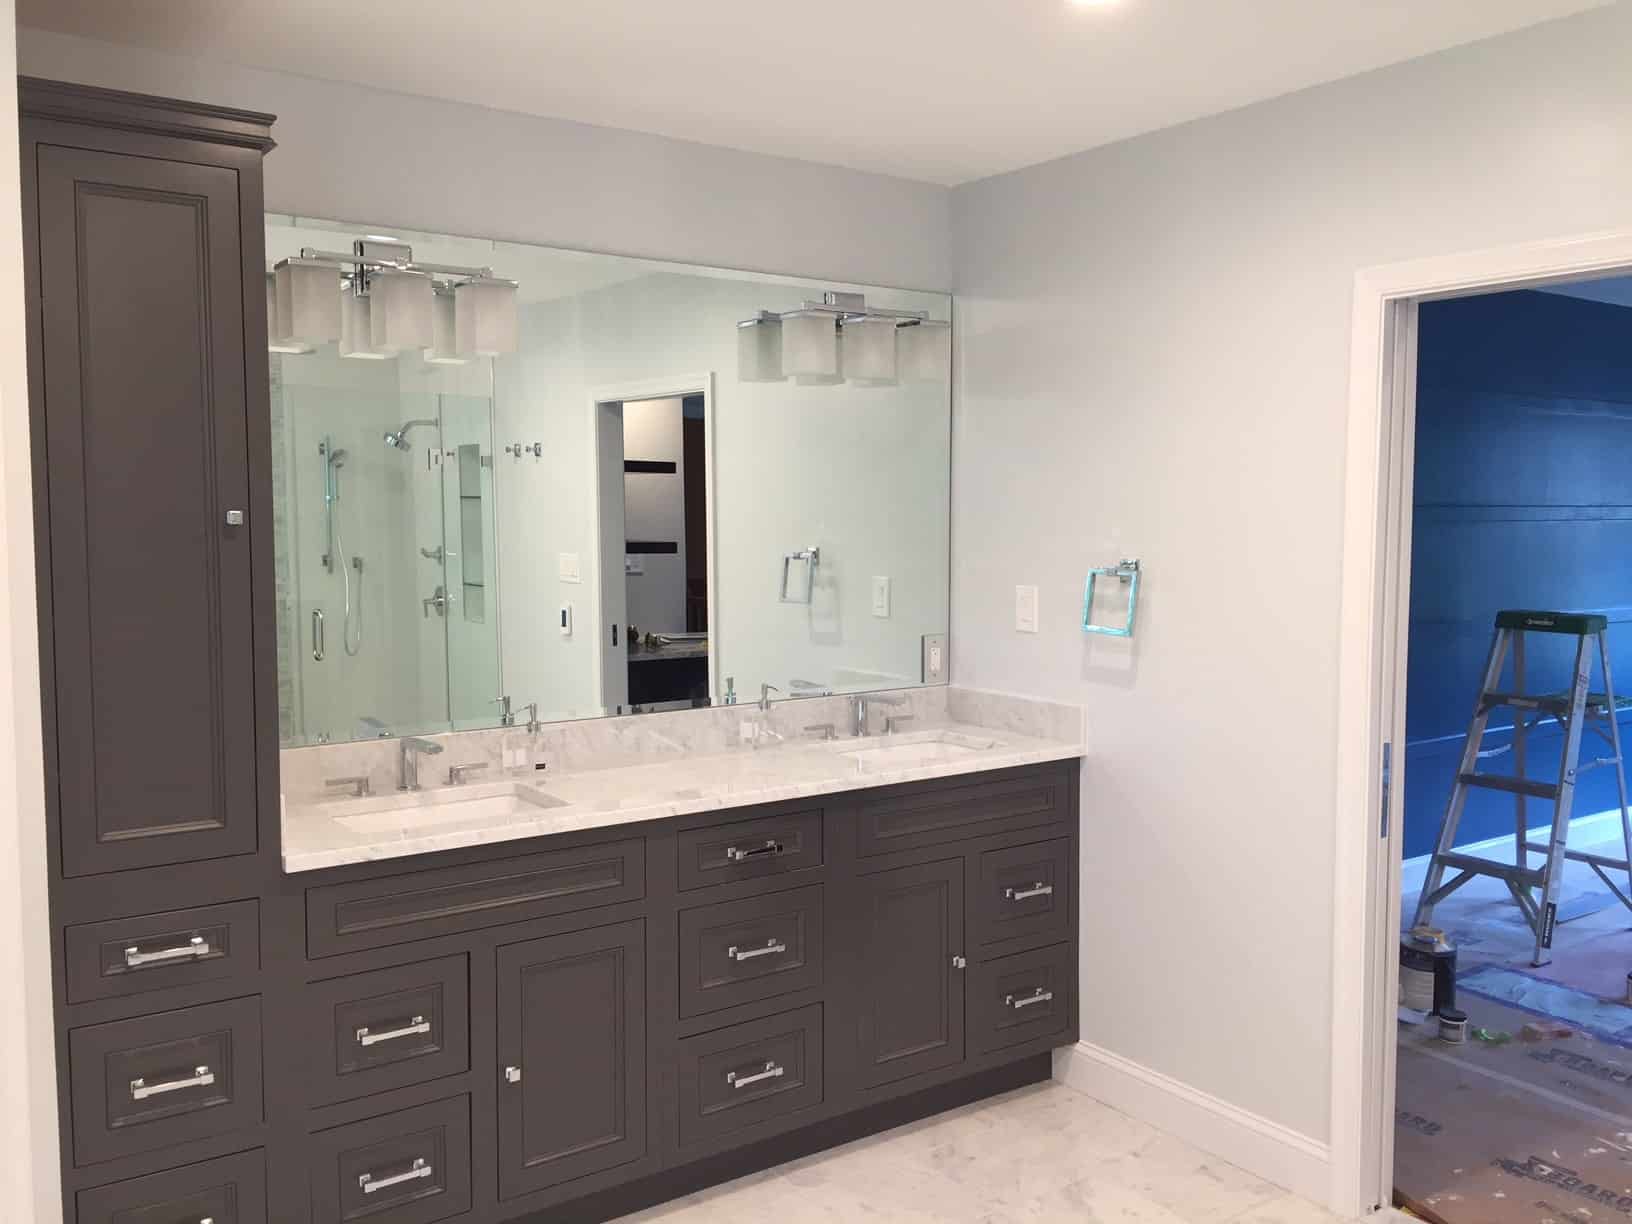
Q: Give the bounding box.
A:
[1331,228,1632,1217]
[587,373,718,713]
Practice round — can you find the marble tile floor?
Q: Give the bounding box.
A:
[616,1081,1343,1223]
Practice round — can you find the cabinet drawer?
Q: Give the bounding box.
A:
[856,767,1068,857]
[676,806,823,890]
[306,838,644,958]
[65,900,260,1005]
[69,996,263,1166]
[969,942,1074,1056]
[678,885,823,1018]
[678,1005,823,1149]
[305,955,469,1107]
[309,1095,471,1224]
[76,1148,266,1224]
[972,840,1072,948]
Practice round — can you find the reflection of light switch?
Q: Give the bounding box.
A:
[559,604,572,636]
[624,556,644,576]
[559,552,581,583]
[871,576,891,618]
[1015,585,1039,633]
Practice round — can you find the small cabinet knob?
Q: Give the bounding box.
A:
[951,955,967,969]
[224,509,245,526]
[503,1065,522,1083]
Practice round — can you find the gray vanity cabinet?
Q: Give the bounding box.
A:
[854,858,967,1089]
[495,920,648,1201]
[33,129,266,876]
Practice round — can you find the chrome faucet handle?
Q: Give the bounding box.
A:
[883,714,915,736]
[323,775,371,798]
[802,723,836,741]
[447,762,489,786]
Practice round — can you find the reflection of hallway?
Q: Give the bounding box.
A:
[1396,823,1632,1223]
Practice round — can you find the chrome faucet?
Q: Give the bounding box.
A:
[759,683,781,712]
[397,736,445,791]
[490,695,514,727]
[852,692,907,737]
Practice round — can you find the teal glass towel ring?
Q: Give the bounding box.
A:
[1082,559,1141,637]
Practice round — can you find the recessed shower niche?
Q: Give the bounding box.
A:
[266,215,953,747]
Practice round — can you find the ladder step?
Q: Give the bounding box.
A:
[1480,692,1574,715]
[1579,756,1623,773]
[1435,850,1544,887]
[1458,772,1559,800]
[1524,840,1632,872]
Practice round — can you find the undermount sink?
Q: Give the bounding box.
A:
[316,780,566,835]
[835,730,996,769]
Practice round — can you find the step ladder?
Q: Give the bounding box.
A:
[1412,610,1632,966]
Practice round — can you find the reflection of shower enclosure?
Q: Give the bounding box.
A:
[271,358,501,746]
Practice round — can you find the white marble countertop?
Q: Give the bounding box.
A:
[281,722,1082,873]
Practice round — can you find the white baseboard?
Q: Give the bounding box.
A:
[1052,1041,1335,1211]
[1400,807,1626,897]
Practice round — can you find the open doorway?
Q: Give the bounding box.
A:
[592,377,716,715]
[1387,279,1632,1222]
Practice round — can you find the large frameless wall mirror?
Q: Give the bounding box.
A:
[266,215,952,747]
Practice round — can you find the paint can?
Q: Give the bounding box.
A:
[1401,926,1457,1015]
[1438,1007,1468,1044]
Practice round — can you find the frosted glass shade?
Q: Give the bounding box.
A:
[900,320,951,382]
[736,317,783,381]
[368,269,434,351]
[339,288,389,359]
[266,274,313,354]
[842,317,898,382]
[274,258,341,347]
[782,310,838,378]
[454,278,519,356]
[424,292,469,365]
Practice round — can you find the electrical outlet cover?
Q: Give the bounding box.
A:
[1015,585,1039,633]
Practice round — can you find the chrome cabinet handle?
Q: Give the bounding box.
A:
[1004,882,1054,902]
[130,1064,214,1101]
[728,939,786,962]
[355,1015,430,1047]
[726,1060,785,1089]
[503,1065,522,1083]
[1005,988,1054,1011]
[726,840,783,862]
[312,608,325,661]
[123,934,211,968]
[359,1157,431,1195]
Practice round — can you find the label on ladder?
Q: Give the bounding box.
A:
[1541,902,1558,949]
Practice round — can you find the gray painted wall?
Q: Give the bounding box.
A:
[950,2,1632,1146]
[16,27,952,293]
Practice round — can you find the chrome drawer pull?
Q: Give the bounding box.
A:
[359,1156,431,1195]
[1004,882,1053,902]
[123,934,211,968]
[728,939,786,962]
[1005,988,1054,1011]
[355,1015,430,1047]
[129,1064,214,1101]
[726,840,783,863]
[726,1060,785,1090]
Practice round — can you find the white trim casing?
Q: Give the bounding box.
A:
[1331,228,1632,1219]
[1053,1041,1332,1208]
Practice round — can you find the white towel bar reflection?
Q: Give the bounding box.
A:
[779,546,820,604]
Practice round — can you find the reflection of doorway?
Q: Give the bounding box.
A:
[591,376,716,716]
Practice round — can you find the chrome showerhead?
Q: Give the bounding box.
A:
[383,418,437,452]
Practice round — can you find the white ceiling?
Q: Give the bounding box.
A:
[20,0,1609,185]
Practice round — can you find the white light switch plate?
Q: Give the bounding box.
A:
[1015,585,1039,633]
[624,555,644,576]
[558,552,581,583]
[871,575,891,618]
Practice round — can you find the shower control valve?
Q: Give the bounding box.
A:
[504,442,542,460]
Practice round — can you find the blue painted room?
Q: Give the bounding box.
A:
[1394,276,1632,1218]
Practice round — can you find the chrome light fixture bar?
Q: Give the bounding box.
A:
[274,236,520,360]
[737,291,947,384]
